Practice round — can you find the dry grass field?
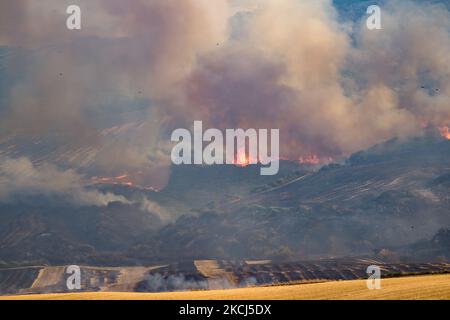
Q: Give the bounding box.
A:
[1,274,450,300]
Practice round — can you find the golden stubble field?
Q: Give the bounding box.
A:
[1,274,450,300]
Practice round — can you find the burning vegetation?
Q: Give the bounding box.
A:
[439,126,450,140]
[91,174,134,187]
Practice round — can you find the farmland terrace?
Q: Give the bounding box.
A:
[1,258,449,295]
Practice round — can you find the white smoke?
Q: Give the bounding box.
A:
[0,0,449,186]
[0,157,129,206]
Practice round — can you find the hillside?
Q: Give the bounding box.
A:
[0,134,449,266]
[2,259,448,295]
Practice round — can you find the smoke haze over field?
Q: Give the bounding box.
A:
[0,0,449,190]
[0,157,128,206]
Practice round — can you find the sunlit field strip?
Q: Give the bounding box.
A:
[2,274,450,300]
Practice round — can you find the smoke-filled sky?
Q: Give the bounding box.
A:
[0,0,449,191]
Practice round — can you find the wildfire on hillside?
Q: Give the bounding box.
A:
[298,154,334,165]
[299,154,320,165]
[90,173,159,191]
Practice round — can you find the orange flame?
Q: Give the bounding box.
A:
[91,174,134,187]
[234,149,251,167]
[89,172,160,191]
[299,155,334,165]
[439,126,450,140]
[299,155,320,165]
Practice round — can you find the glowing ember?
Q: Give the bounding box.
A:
[89,172,159,191]
[234,149,251,167]
[439,126,450,140]
[299,154,320,165]
[233,149,260,167]
[90,174,135,187]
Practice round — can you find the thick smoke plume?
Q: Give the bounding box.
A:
[0,0,449,187]
[0,157,128,206]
